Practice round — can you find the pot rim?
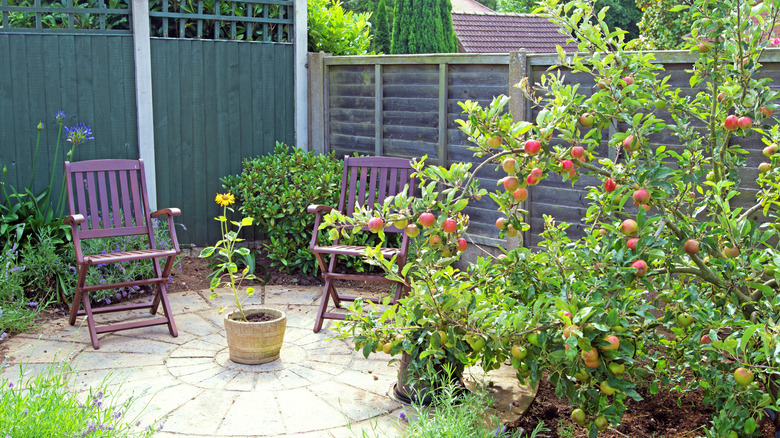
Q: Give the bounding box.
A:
[224,307,286,324]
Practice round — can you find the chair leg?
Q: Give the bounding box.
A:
[157,282,178,337]
[69,264,89,326]
[81,291,100,349]
[150,256,175,314]
[314,278,334,333]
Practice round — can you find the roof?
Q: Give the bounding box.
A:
[451,12,576,53]
[450,0,495,13]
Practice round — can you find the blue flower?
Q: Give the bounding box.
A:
[27,302,38,308]
[399,411,408,422]
[55,111,67,123]
[64,123,94,146]
[493,426,507,436]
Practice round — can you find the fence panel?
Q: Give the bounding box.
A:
[0,33,138,218]
[151,39,295,245]
[315,50,780,249]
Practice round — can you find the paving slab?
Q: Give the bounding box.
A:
[1,286,536,437]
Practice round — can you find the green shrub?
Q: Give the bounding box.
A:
[223,143,384,275]
[308,0,373,55]
[0,360,159,436]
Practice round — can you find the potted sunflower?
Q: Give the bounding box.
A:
[199,192,286,365]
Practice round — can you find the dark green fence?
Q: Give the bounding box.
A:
[0,0,295,246]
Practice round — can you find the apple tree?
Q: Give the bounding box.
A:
[329,0,780,435]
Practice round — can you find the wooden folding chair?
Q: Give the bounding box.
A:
[308,156,417,333]
[63,159,180,349]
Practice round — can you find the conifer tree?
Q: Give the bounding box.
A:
[373,0,391,53]
[391,0,457,54]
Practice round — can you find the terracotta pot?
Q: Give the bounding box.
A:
[223,307,286,365]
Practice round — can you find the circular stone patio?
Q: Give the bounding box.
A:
[0,286,535,437]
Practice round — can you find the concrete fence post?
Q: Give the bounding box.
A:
[294,0,308,151]
[131,0,157,210]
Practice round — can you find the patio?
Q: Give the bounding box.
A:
[1,285,536,437]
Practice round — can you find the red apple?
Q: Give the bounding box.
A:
[487,135,502,148]
[759,162,772,173]
[524,139,542,155]
[496,217,507,230]
[632,188,650,205]
[622,134,638,152]
[581,349,599,362]
[442,219,457,234]
[760,106,773,117]
[419,212,435,228]
[724,115,739,131]
[627,238,639,251]
[456,238,468,251]
[603,335,620,351]
[632,259,648,276]
[640,204,651,212]
[368,217,384,233]
[698,42,710,53]
[428,234,442,245]
[405,224,420,237]
[701,334,712,344]
[734,367,754,386]
[621,76,634,87]
[513,187,528,202]
[561,159,574,172]
[620,219,638,236]
[763,143,778,157]
[580,113,595,127]
[571,146,585,160]
[502,157,516,174]
[604,178,617,193]
[502,176,520,192]
[683,239,700,255]
[723,245,740,258]
[529,168,543,180]
[737,116,752,129]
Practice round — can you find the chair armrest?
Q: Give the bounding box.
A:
[150,208,181,218]
[63,214,85,225]
[307,204,335,214]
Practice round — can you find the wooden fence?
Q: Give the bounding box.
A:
[309,50,780,248]
[0,0,297,245]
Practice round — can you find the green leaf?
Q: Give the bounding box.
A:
[199,247,215,258]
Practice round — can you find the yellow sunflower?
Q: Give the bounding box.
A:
[215,192,235,207]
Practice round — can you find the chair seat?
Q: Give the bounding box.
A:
[312,244,401,257]
[83,249,178,265]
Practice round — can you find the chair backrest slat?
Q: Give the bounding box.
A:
[377,167,389,202]
[85,172,101,230]
[97,171,112,230]
[387,168,399,197]
[345,165,360,215]
[129,171,144,226]
[357,166,369,209]
[108,171,122,229]
[74,171,89,224]
[118,171,132,227]
[366,167,378,208]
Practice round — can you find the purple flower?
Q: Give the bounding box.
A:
[114,411,122,419]
[399,411,407,422]
[21,408,28,417]
[8,382,13,388]
[104,299,111,305]
[96,390,103,400]
[64,123,94,146]
[27,302,38,308]
[493,426,507,436]
[115,293,121,300]
[0,333,7,341]
[55,111,67,123]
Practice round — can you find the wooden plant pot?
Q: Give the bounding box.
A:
[223,307,286,365]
